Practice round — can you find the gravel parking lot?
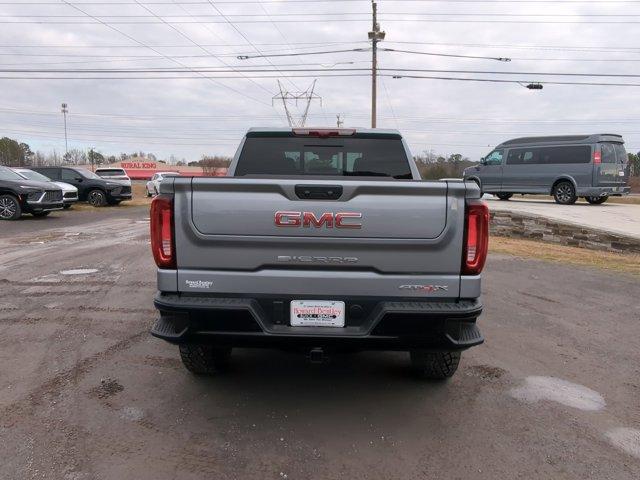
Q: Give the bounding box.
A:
[1,207,639,479]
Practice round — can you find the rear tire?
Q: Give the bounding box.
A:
[586,196,608,205]
[146,189,152,198]
[496,193,513,201]
[179,344,232,375]
[63,204,72,210]
[553,181,577,205]
[410,350,461,380]
[32,211,50,218]
[0,194,21,220]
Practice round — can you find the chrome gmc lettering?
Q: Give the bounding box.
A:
[275,211,362,229]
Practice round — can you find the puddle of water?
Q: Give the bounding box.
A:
[606,428,640,459]
[120,406,144,422]
[60,269,98,275]
[510,376,605,411]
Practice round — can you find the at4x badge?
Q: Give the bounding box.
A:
[399,284,448,293]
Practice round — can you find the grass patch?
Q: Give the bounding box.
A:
[491,236,640,276]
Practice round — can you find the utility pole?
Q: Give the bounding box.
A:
[61,103,68,160]
[368,1,385,128]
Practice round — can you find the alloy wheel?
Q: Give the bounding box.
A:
[0,197,17,219]
[88,190,105,207]
[556,184,573,203]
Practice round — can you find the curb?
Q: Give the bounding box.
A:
[490,211,640,254]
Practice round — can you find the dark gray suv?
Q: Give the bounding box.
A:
[464,134,631,204]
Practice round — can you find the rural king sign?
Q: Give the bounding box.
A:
[121,161,157,169]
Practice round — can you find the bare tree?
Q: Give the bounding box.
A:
[199,155,231,176]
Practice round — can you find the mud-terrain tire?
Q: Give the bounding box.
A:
[179,344,232,375]
[410,350,461,380]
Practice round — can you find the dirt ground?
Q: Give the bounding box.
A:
[1,206,639,480]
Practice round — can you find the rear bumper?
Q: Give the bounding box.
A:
[578,186,630,197]
[152,293,484,351]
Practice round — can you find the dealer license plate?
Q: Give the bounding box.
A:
[290,300,345,327]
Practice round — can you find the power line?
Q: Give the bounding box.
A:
[3,67,640,78]
[2,73,640,86]
[132,0,276,97]
[4,13,640,18]
[204,0,301,90]
[3,17,640,24]
[2,0,640,3]
[58,0,273,106]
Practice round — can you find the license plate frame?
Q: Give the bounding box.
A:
[290,300,346,327]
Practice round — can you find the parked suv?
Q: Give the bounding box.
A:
[32,166,132,206]
[0,166,63,220]
[12,168,78,209]
[95,167,132,187]
[464,134,631,204]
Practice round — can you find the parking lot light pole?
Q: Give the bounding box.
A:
[61,103,68,160]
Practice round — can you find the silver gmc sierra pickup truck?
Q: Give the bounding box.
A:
[150,128,489,379]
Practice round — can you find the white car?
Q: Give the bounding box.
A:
[95,168,132,187]
[12,168,79,209]
[146,172,180,197]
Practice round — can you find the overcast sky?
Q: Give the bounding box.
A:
[1,0,639,162]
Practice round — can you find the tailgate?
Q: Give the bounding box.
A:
[168,177,472,299]
[191,179,447,239]
[173,177,467,279]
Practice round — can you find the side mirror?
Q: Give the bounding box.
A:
[75,177,83,182]
[479,158,486,165]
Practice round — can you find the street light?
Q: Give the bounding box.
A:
[61,103,68,160]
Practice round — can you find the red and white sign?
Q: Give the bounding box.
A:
[122,161,157,169]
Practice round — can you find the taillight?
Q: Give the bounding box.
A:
[593,150,602,164]
[150,194,175,268]
[462,200,489,275]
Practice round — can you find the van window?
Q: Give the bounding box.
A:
[538,146,591,164]
[613,144,627,164]
[484,150,503,165]
[507,149,537,165]
[507,146,590,165]
[600,143,617,164]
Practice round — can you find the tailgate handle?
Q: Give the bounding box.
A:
[295,185,343,200]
